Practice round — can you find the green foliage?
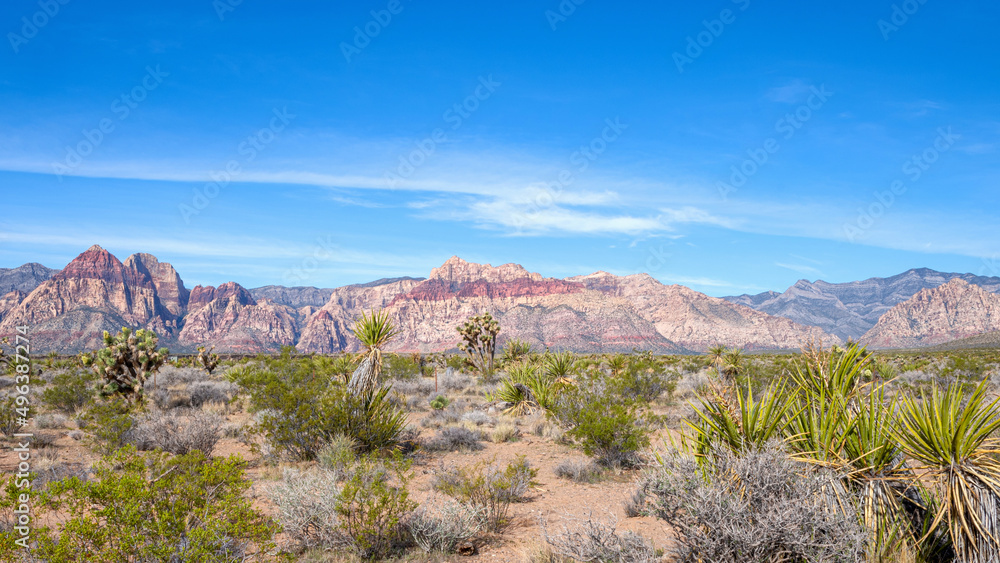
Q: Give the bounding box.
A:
[457,312,500,377]
[429,395,450,410]
[80,397,136,455]
[349,309,400,395]
[30,446,276,562]
[543,351,576,379]
[689,382,797,457]
[318,433,357,474]
[894,379,1000,562]
[335,453,417,560]
[488,362,559,415]
[555,377,650,468]
[229,352,408,460]
[80,327,168,404]
[500,338,533,366]
[612,358,678,403]
[434,455,537,532]
[41,368,96,414]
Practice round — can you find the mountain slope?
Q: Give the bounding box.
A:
[725,268,1000,340]
[861,279,1000,348]
[0,262,56,294]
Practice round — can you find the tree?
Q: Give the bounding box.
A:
[81,327,168,404]
[706,344,726,374]
[457,312,500,377]
[196,345,220,375]
[348,309,400,396]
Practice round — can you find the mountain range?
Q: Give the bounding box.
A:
[0,245,998,354]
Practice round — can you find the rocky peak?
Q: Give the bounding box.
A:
[861,279,1000,348]
[53,244,151,287]
[428,256,542,284]
[124,253,190,316]
[188,282,256,311]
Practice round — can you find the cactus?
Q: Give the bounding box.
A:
[457,312,500,377]
[197,345,220,375]
[81,327,168,404]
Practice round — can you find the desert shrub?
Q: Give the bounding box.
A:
[230,352,407,460]
[80,397,136,455]
[434,455,537,532]
[35,413,68,429]
[0,376,13,388]
[541,514,659,563]
[335,454,417,559]
[269,467,345,551]
[129,411,222,456]
[554,381,649,468]
[425,426,484,452]
[429,394,450,410]
[390,377,434,396]
[490,423,520,443]
[460,411,494,426]
[318,434,357,475]
[489,362,560,415]
[554,458,603,484]
[188,380,235,407]
[407,496,484,554]
[382,353,424,380]
[27,446,277,562]
[40,369,96,413]
[420,403,464,428]
[614,361,678,403]
[439,370,473,393]
[0,397,27,437]
[631,443,864,563]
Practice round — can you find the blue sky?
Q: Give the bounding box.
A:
[1,0,998,296]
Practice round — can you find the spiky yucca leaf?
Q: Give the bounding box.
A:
[688,382,797,457]
[894,379,1000,563]
[790,342,871,400]
[488,362,559,416]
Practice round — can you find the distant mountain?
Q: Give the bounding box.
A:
[249,285,336,309]
[925,330,1000,351]
[861,279,1000,349]
[0,248,839,354]
[725,268,1000,340]
[0,263,56,294]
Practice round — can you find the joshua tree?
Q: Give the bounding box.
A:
[706,344,726,374]
[457,312,500,377]
[81,327,168,404]
[348,309,400,395]
[196,345,220,375]
[721,348,746,379]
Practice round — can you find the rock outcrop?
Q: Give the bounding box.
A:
[861,279,1000,348]
[0,263,56,295]
[726,268,1000,340]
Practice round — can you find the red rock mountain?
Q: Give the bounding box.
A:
[861,279,1000,348]
[2,249,844,354]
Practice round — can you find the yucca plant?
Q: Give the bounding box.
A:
[500,338,533,365]
[348,309,400,396]
[688,381,797,458]
[894,379,1000,563]
[543,351,576,381]
[789,341,871,400]
[705,344,726,375]
[720,348,746,378]
[488,362,558,416]
[606,353,628,377]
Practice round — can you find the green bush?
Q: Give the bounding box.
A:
[0,397,28,437]
[336,453,417,559]
[555,378,650,468]
[429,395,450,410]
[41,369,97,414]
[12,446,277,562]
[229,352,407,460]
[80,397,136,455]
